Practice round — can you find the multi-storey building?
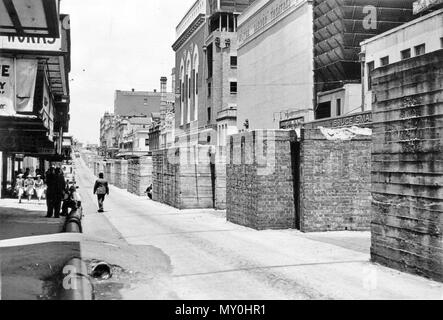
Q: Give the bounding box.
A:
[236,0,416,131]
[172,0,255,147]
[99,112,118,158]
[114,89,174,117]
[0,3,72,197]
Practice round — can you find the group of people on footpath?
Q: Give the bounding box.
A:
[14,166,82,218]
[14,162,112,215]
[14,169,47,204]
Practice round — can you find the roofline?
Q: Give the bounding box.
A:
[360,8,443,47]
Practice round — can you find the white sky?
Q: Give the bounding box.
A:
[60,0,195,145]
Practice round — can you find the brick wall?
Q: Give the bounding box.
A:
[370,50,443,282]
[226,130,297,230]
[153,145,215,209]
[113,160,128,190]
[299,128,372,232]
[127,157,152,196]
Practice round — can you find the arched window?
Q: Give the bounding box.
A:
[179,59,184,125]
[193,45,199,122]
[186,52,192,123]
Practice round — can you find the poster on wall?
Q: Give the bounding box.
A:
[16,59,38,113]
[0,58,38,115]
[0,57,14,116]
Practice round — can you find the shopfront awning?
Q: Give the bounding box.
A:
[0,0,60,38]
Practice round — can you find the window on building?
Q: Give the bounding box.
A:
[316,101,331,120]
[207,107,211,122]
[145,139,149,146]
[230,56,237,68]
[230,82,237,94]
[380,56,389,66]
[441,37,443,48]
[401,49,411,60]
[336,99,341,116]
[195,73,198,95]
[207,44,213,78]
[367,61,375,90]
[208,82,212,97]
[181,82,185,102]
[188,77,192,99]
[144,98,148,106]
[415,43,426,56]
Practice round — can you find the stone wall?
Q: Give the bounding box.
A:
[226,130,297,230]
[113,160,128,190]
[152,145,215,209]
[215,146,227,210]
[104,160,115,185]
[127,157,152,196]
[370,50,443,282]
[299,128,372,232]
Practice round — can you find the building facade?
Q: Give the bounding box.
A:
[172,0,254,146]
[313,0,415,119]
[0,4,71,197]
[114,89,174,117]
[237,0,316,131]
[236,0,417,130]
[361,8,443,111]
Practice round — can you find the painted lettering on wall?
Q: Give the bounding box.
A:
[238,0,304,47]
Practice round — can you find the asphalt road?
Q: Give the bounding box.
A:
[74,157,443,300]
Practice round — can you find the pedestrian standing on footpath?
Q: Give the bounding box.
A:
[45,167,56,217]
[15,174,25,204]
[35,175,45,204]
[52,167,66,218]
[24,175,35,202]
[93,173,109,213]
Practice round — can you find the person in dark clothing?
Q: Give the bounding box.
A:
[53,168,66,218]
[45,167,56,217]
[23,168,30,179]
[46,167,66,218]
[93,173,109,213]
[62,185,81,216]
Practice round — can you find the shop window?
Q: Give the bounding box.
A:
[380,56,389,67]
[401,49,411,60]
[230,56,237,68]
[415,43,426,56]
[230,82,237,94]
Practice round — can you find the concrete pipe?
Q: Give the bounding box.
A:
[60,258,94,300]
[65,207,83,233]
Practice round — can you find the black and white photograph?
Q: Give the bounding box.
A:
[0,0,442,310]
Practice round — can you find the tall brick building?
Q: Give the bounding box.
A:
[172,0,255,146]
[114,89,174,117]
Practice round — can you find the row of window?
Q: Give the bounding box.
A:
[367,40,441,90]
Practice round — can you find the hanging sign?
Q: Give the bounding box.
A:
[0,57,14,115]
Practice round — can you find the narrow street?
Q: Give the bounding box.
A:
[74,157,443,300]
